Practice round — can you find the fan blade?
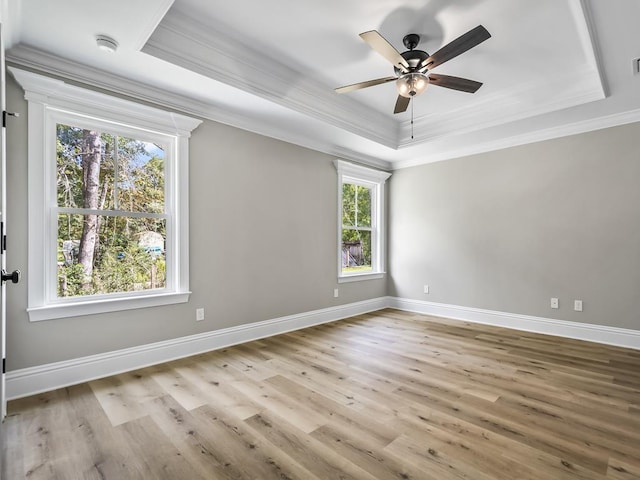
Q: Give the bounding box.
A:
[420,25,491,71]
[428,73,483,93]
[360,30,410,72]
[394,95,410,114]
[335,76,397,94]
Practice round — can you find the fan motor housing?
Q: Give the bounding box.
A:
[394,50,429,76]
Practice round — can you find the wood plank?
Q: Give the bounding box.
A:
[173,360,263,420]
[193,403,324,480]
[1,410,25,480]
[310,421,440,480]
[607,457,640,480]
[88,373,150,426]
[245,410,380,480]
[148,365,209,411]
[228,377,327,433]
[384,433,498,480]
[117,415,206,479]
[145,394,255,479]
[59,383,146,479]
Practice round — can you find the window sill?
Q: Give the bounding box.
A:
[27,291,191,322]
[338,272,385,283]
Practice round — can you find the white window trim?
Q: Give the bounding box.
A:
[334,160,391,283]
[10,68,202,321]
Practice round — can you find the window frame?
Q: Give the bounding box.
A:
[334,160,391,283]
[11,68,202,321]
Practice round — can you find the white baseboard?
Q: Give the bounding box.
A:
[6,297,387,400]
[8,296,640,400]
[388,297,640,351]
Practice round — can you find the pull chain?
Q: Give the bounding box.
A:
[411,99,414,140]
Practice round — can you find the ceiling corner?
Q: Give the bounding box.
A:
[130,0,176,51]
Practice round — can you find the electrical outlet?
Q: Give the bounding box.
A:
[574,300,583,312]
[550,298,559,309]
[333,288,339,298]
[196,308,205,321]
[423,285,429,294]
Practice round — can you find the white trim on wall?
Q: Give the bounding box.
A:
[6,297,387,400]
[388,297,640,351]
[7,296,640,400]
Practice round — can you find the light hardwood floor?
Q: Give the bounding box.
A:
[2,309,640,479]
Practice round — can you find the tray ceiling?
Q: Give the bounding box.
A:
[5,0,640,168]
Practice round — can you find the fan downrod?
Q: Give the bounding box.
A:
[402,33,421,50]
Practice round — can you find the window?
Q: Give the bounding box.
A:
[56,120,168,297]
[334,160,391,282]
[12,68,202,321]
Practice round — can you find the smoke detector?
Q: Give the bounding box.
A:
[96,35,118,53]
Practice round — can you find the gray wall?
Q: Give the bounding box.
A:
[388,122,640,331]
[5,75,386,370]
[7,70,640,373]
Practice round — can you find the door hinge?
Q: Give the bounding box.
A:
[2,110,19,128]
[2,358,5,374]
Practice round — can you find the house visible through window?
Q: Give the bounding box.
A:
[12,68,202,321]
[334,160,391,282]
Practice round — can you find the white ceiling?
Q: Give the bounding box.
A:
[3,0,640,169]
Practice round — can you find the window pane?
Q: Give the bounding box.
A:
[101,134,117,209]
[56,124,165,213]
[342,183,356,226]
[57,213,166,297]
[355,185,371,227]
[341,229,372,273]
[56,124,115,209]
[118,138,165,214]
[342,183,371,228]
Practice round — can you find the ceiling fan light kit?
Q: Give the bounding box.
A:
[396,73,429,98]
[336,25,491,114]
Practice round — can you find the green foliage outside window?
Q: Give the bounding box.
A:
[56,124,166,297]
[342,183,372,272]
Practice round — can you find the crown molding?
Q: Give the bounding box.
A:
[142,8,399,148]
[392,106,640,169]
[6,45,392,170]
[9,67,202,135]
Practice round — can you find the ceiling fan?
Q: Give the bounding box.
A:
[336,25,491,114]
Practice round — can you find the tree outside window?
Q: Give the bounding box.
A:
[341,183,373,273]
[56,124,167,297]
